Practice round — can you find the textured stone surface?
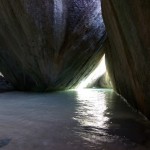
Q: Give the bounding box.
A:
[102,0,150,118]
[0,0,106,91]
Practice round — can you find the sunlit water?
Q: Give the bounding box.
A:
[0,89,150,150]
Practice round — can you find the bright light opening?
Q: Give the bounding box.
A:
[0,72,3,77]
[76,55,106,89]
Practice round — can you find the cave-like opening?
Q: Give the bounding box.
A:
[76,54,112,89]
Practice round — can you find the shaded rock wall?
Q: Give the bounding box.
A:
[102,0,150,118]
[0,0,106,91]
[88,72,112,89]
[0,75,14,92]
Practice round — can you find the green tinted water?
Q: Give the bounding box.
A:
[0,89,150,150]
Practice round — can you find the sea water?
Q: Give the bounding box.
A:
[0,89,150,150]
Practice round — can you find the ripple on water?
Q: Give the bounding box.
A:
[0,89,150,150]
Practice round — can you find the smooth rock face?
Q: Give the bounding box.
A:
[0,0,106,91]
[102,0,150,118]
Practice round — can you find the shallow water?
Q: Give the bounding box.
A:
[0,89,150,150]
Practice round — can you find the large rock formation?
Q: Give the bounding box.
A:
[0,0,106,91]
[102,0,150,118]
[88,72,112,89]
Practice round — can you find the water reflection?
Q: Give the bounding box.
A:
[74,89,108,128]
[73,89,114,145]
[0,90,150,150]
[73,89,150,149]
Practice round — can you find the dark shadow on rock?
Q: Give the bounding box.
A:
[0,76,14,93]
[0,139,11,148]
